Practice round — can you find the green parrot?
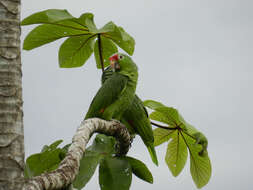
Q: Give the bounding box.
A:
[85,53,138,122]
[102,66,158,166]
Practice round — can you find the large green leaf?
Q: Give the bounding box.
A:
[99,157,132,190]
[145,99,211,187]
[101,22,135,55]
[153,128,174,146]
[94,36,118,69]
[123,156,153,184]
[25,140,65,178]
[183,123,208,156]
[73,150,102,190]
[41,139,63,152]
[25,149,63,178]
[156,107,181,127]
[73,134,117,189]
[153,128,175,146]
[143,100,165,110]
[165,131,188,177]
[145,100,186,128]
[150,111,175,127]
[78,13,98,32]
[87,134,116,155]
[21,9,74,25]
[23,21,89,50]
[58,34,96,68]
[181,132,211,188]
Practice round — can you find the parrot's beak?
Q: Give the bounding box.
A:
[109,54,120,71]
[114,62,120,70]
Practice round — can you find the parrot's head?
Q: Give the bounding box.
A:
[109,53,138,82]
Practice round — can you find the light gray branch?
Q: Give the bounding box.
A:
[22,118,131,190]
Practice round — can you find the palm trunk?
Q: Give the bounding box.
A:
[0,0,24,189]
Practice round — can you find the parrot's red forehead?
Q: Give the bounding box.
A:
[109,54,118,61]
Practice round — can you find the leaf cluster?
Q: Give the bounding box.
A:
[21,9,135,69]
[144,100,212,188]
[25,135,153,190]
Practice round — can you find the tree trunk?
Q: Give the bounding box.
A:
[0,0,24,189]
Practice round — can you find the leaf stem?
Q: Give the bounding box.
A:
[151,121,177,130]
[98,34,104,72]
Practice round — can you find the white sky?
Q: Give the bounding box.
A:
[21,0,253,190]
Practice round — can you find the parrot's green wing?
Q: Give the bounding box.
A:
[101,67,113,84]
[123,96,158,166]
[101,67,158,165]
[85,72,128,120]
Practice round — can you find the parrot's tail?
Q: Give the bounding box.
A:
[147,145,158,166]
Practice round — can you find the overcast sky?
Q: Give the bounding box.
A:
[21,0,253,190]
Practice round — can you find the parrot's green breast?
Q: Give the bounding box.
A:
[85,53,138,121]
[100,66,158,165]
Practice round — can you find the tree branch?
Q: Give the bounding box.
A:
[98,34,105,72]
[22,118,131,190]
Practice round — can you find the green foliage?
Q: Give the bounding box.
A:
[58,34,96,68]
[22,8,212,190]
[153,128,174,146]
[182,133,211,188]
[74,134,152,190]
[99,157,132,190]
[24,140,65,178]
[94,36,118,68]
[144,100,211,188]
[123,156,153,184]
[100,22,135,55]
[73,134,116,189]
[165,131,188,177]
[24,135,153,190]
[21,9,74,25]
[22,9,135,68]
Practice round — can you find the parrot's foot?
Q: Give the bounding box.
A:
[110,119,122,125]
[109,119,132,156]
[111,119,135,143]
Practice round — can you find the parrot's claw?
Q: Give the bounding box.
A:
[110,119,122,125]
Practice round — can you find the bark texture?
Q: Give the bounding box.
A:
[0,0,24,189]
[23,118,131,190]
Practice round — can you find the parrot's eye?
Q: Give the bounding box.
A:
[119,55,123,60]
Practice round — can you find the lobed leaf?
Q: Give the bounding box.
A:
[58,34,96,68]
[73,151,102,190]
[123,156,153,184]
[181,132,211,188]
[73,134,116,189]
[78,13,98,32]
[150,111,175,127]
[153,128,174,146]
[100,22,135,55]
[99,157,132,190]
[165,131,188,177]
[143,100,165,110]
[21,9,74,25]
[24,148,63,178]
[94,36,118,69]
[23,20,89,50]
[183,123,208,156]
